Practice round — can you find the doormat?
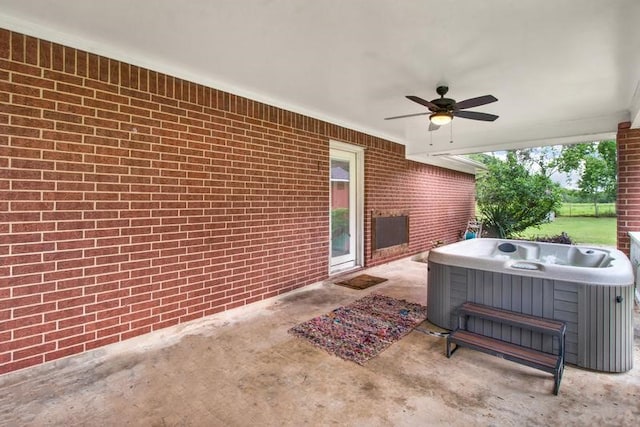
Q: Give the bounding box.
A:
[334,274,388,290]
[288,294,427,364]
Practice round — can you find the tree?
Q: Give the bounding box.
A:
[475,152,563,238]
[595,140,617,200]
[557,140,617,216]
[512,145,564,178]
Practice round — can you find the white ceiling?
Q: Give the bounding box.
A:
[1,0,640,167]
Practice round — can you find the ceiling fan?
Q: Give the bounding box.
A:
[385,86,499,131]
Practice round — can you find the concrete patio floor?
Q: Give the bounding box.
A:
[1,256,639,426]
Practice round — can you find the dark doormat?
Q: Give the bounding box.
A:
[334,274,388,290]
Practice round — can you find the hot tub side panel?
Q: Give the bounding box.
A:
[426,261,449,328]
[427,261,633,372]
[428,262,565,358]
[579,284,634,372]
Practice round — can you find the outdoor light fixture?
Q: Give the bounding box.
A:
[429,111,453,126]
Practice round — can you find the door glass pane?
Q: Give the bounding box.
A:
[331,159,350,258]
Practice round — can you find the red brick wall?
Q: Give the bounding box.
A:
[364,145,475,265]
[616,121,640,255]
[0,29,475,374]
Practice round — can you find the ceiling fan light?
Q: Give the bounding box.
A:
[429,112,452,126]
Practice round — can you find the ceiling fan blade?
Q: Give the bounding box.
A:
[384,112,429,120]
[428,122,440,131]
[453,110,499,121]
[455,95,498,110]
[406,95,438,110]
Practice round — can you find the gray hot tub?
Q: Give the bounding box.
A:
[427,238,635,372]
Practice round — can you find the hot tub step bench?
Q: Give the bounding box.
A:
[446,302,566,395]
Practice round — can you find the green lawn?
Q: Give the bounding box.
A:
[521,216,616,246]
[557,202,615,216]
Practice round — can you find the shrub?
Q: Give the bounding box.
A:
[530,232,574,245]
[476,152,562,238]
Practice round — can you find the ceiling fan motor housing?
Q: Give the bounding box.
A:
[431,98,456,111]
[432,86,455,111]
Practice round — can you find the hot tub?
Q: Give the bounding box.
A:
[427,238,635,372]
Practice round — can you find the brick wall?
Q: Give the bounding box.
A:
[0,29,475,374]
[364,146,475,264]
[616,121,640,255]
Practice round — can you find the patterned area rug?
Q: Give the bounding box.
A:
[288,294,427,364]
[334,274,388,290]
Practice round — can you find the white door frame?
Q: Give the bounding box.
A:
[329,140,364,274]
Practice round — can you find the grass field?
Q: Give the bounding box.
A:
[521,216,616,246]
[557,202,615,217]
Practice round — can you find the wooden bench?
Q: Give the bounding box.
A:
[446,302,566,395]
